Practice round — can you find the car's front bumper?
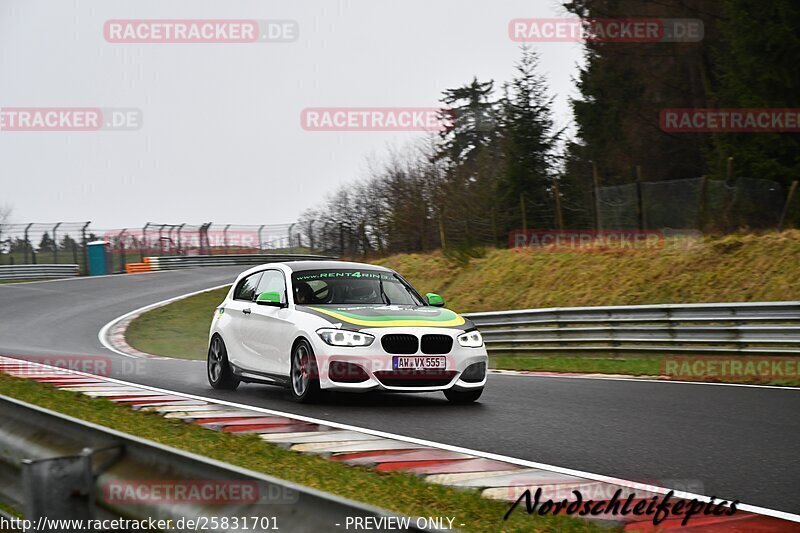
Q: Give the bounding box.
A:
[310,327,488,392]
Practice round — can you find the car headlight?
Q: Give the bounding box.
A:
[457,330,483,348]
[317,328,374,347]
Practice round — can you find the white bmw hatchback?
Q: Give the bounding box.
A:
[207,260,488,403]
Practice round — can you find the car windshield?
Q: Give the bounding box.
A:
[291,269,424,306]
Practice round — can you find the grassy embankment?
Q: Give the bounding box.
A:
[126,231,800,383]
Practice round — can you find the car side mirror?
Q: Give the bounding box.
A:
[426,293,445,307]
[256,291,286,307]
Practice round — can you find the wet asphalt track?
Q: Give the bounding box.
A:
[0,268,798,514]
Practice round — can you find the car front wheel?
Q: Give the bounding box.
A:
[444,388,483,404]
[290,339,320,403]
[207,335,240,390]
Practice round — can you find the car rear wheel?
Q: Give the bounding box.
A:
[207,335,239,390]
[444,388,483,404]
[290,339,320,403]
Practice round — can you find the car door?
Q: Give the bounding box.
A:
[224,271,262,370]
[240,269,293,377]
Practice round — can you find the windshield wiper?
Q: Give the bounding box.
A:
[379,278,391,305]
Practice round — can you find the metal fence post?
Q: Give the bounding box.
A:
[23,223,32,264]
[118,229,127,272]
[592,162,602,231]
[141,223,150,262]
[307,220,315,252]
[177,223,185,255]
[223,224,231,254]
[635,165,645,230]
[779,180,799,231]
[52,222,61,264]
[171,224,179,254]
[697,176,708,230]
[200,222,211,255]
[81,222,91,275]
[158,224,165,256]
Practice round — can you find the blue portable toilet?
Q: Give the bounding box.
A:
[87,240,111,276]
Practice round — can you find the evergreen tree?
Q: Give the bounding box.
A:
[500,47,562,230]
[38,232,55,253]
[437,78,504,247]
[710,0,800,186]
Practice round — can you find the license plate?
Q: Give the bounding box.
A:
[392,356,446,370]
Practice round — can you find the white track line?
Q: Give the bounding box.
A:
[491,370,800,391]
[97,283,230,358]
[3,355,798,524]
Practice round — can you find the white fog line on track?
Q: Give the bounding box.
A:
[490,370,800,391]
[98,283,231,358]
[6,356,798,524]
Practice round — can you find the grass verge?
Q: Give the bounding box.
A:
[126,287,230,359]
[492,356,660,376]
[0,371,601,532]
[491,356,800,386]
[0,501,21,517]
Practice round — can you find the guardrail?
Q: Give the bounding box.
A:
[464,301,800,355]
[0,264,80,281]
[0,394,429,532]
[146,254,334,271]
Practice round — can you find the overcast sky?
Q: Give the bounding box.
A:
[1,0,583,229]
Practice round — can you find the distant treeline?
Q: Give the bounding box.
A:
[301,0,800,256]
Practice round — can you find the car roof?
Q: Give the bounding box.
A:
[284,260,393,272]
[234,260,395,282]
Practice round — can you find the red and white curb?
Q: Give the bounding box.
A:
[104,312,160,358]
[1,356,798,530]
